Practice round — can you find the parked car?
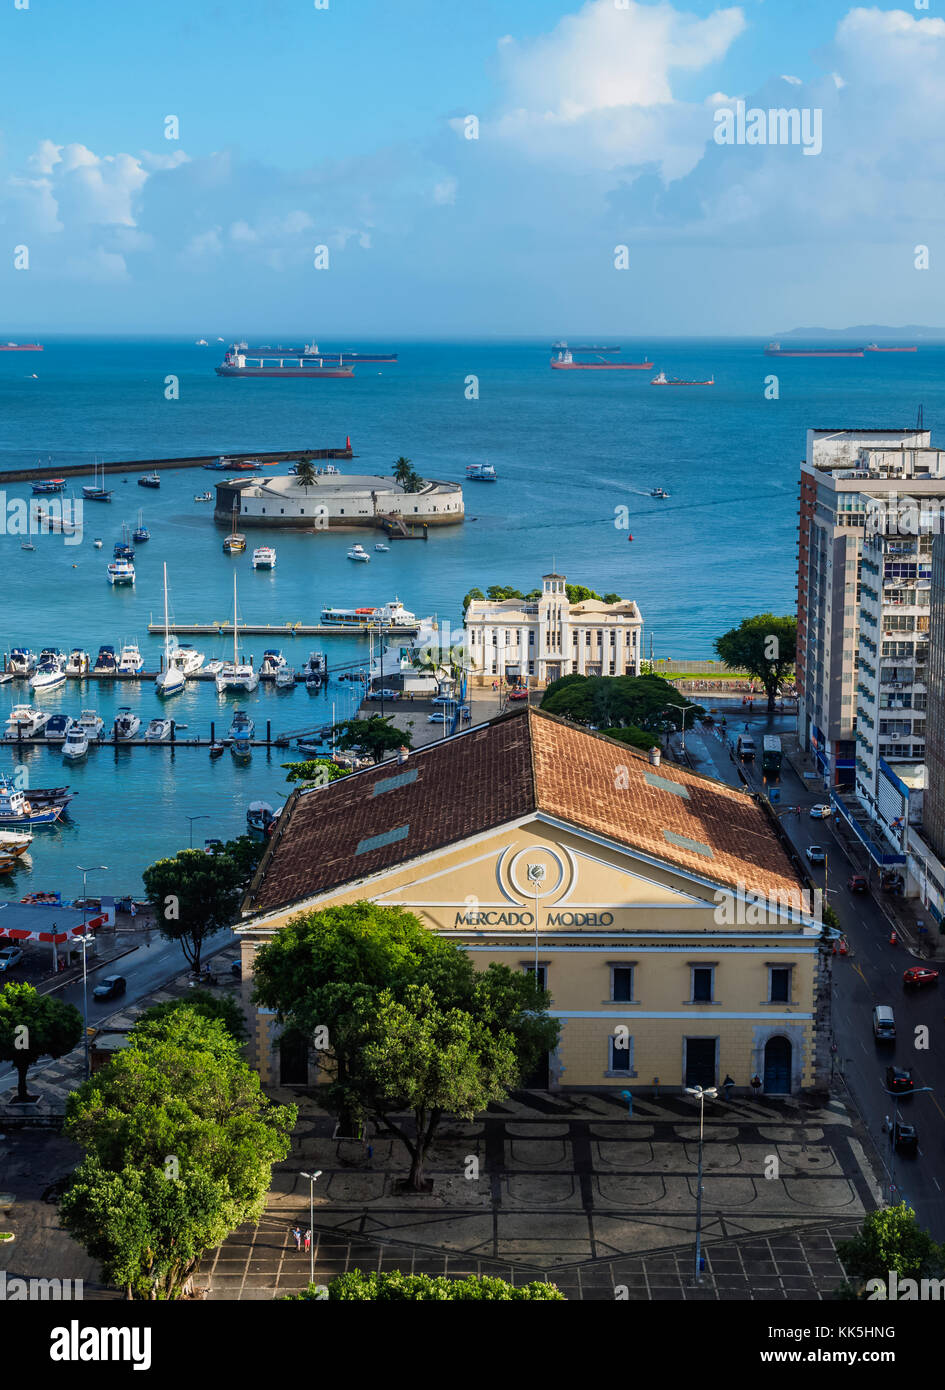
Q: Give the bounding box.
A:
[427,711,448,722]
[508,688,529,702]
[893,1120,919,1155]
[806,845,827,865]
[367,688,400,701]
[847,874,868,894]
[0,946,23,973]
[431,695,456,706]
[885,1065,914,1094]
[92,974,126,1001]
[903,966,940,988]
[809,804,832,819]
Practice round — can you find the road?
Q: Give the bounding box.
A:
[689,704,945,1241]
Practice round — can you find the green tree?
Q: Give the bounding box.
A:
[136,990,247,1043]
[392,456,413,489]
[282,757,351,786]
[541,673,698,733]
[62,1008,295,1299]
[602,725,660,752]
[294,457,318,489]
[713,613,797,712]
[486,585,524,602]
[0,982,83,1103]
[603,592,621,605]
[564,583,602,603]
[335,716,410,763]
[462,587,485,612]
[287,1270,565,1299]
[836,1203,943,1293]
[142,847,244,973]
[210,834,265,884]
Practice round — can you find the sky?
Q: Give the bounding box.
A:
[0,0,942,335]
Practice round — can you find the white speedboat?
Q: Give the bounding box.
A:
[118,643,144,675]
[227,709,255,741]
[63,726,90,760]
[144,717,173,742]
[253,546,276,569]
[260,649,286,674]
[204,659,224,676]
[75,709,105,741]
[275,666,296,689]
[107,559,135,585]
[4,705,49,738]
[113,707,141,740]
[173,643,205,675]
[44,713,75,743]
[374,542,390,551]
[93,538,103,548]
[65,649,90,676]
[8,648,35,674]
[30,657,66,693]
[466,463,497,481]
[347,544,370,562]
[215,575,259,693]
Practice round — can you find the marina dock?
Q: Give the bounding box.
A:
[2,444,355,484]
[144,622,420,637]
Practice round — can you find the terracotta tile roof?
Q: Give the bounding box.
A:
[246,708,804,915]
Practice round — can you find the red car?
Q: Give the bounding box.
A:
[507,688,529,702]
[903,966,939,988]
[847,875,868,894]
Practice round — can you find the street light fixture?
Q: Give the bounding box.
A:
[185,815,210,850]
[665,702,696,757]
[300,1170,323,1287]
[684,1083,718,1284]
[881,1084,932,1204]
[76,864,108,1081]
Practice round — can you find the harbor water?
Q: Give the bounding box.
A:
[0,336,941,898]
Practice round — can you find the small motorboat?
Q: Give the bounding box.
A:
[296,738,323,756]
[75,709,105,740]
[21,542,35,551]
[4,705,48,738]
[65,649,90,677]
[0,829,33,857]
[230,737,252,763]
[113,707,141,740]
[275,666,296,689]
[93,645,117,674]
[227,709,255,741]
[144,717,173,742]
[9,649,35,674]
[117,643,144,674]
[247,800,275,833]
[260,649,287,674]
[194,492,213,502]
[650,487,669,499]
[63,726,90,760]
[209,741,226,759]
[252,546,277,570]
[30,655,66,693]
[93,538,103,548]
[347,543,370,562]
[44,713,75,743]
[374,542,390,552]
[138,472,161,488]
[204,659,224,676]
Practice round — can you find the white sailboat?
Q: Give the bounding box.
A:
[155,563,186,698]
[215,574,259,693]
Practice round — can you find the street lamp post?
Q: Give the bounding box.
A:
[684,1083,718,1284]
[526,864,546,978]
[300,1170,323,1287]
[665,702,696,757]
[185,815,210,849]
[881,1084,932,1204]
[76,864,108,1081]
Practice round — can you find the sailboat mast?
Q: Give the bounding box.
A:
[233,573,238,665]
[163,563,171,659]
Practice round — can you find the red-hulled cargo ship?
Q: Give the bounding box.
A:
[551,350,653,370]
[764,341,863,357]
[0,342,43,351]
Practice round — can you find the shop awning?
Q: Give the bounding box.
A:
[0,903,107,943]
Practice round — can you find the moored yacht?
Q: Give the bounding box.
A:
[113,707,141,740]
[44,713,75,743]
[75,710,105,741]
[107,559,136,585]
[4,705,49,738]
[252,546,277,569]
[30,653,66,693]
[215,575,259,693]
[275,665,296,689]
[117,642,144,675]
[9,648,35,674]
[260,649,287,674]
[227,709,255,741]
[93,645,117,674]
[346,543,370,562]
[144,717,173,742]
[65,649,90,676]
[62,726,89,760]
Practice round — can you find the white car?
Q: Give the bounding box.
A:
[367,689,400,701]
[428,711,448,723]
[809,804,832,819]
[0,946,24,972]
[431,695,456,706]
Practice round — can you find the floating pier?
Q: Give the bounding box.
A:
[2,445,355,485]
[144,622,420,637]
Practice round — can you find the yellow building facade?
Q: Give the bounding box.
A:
[239,709,826,1095]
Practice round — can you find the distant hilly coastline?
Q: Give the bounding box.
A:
[778,325,945,341]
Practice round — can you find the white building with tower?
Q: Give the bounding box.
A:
[465,573,643,688]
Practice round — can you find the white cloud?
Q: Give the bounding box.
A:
[432,177,457,205]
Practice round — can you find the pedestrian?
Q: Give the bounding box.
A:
[292,1225,302,1251]
[304,1229,312,1253]
[750,1073,762,1096]
[129,901,137,919]
[723,1074,735,1102]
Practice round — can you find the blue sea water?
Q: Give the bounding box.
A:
[0,335,939,899]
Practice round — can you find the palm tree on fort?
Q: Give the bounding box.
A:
[294,457,318,491]
[392,456,414,491]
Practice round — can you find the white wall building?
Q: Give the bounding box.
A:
[214,473,464,529]
[465,573,643,687]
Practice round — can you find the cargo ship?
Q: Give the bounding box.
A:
[865,343,918,353]
[215,348,354,378]
[243,342,397,364]
[764,341,863,358]
[650,371,714,386]
[0,342,43,351]
[552,341,620,353]
[551,350,653,370]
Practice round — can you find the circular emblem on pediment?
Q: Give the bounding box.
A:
[504,844,573,902]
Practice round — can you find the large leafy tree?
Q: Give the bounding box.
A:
[282,757,350,786]
[61,1008,295,1299]
[288,1270,565,1299]
[713,613,797,712]
[335,716,411,763]
[142,846,244,972]
[136,988,247,1043]
[541,673,698,733]
[836,1203,944,1290]
[0,982,83,1102]
[252,903,558,1188]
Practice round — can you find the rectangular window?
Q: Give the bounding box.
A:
[609,1035,632,1074]
[768,966,791,1003]
[611,965,633,1002]
[691,966,714,1003]
[523,964,547,991]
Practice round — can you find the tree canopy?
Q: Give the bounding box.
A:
[392,456,423,493]
[287,1270,565,1300]
[335,716,411,763]
[0,982,83,1103]
[713,613,797,711]
[461,582,621,610]
[61,1007,295,1298]
[142,846,245,972]
[251,902,558,1189]
[836,1203,944,1292]
[294,458,318,489]
[136,989,247,1043]
[541,673,698,733]
[282,756,351,787]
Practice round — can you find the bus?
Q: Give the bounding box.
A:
[762,735,783,781]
